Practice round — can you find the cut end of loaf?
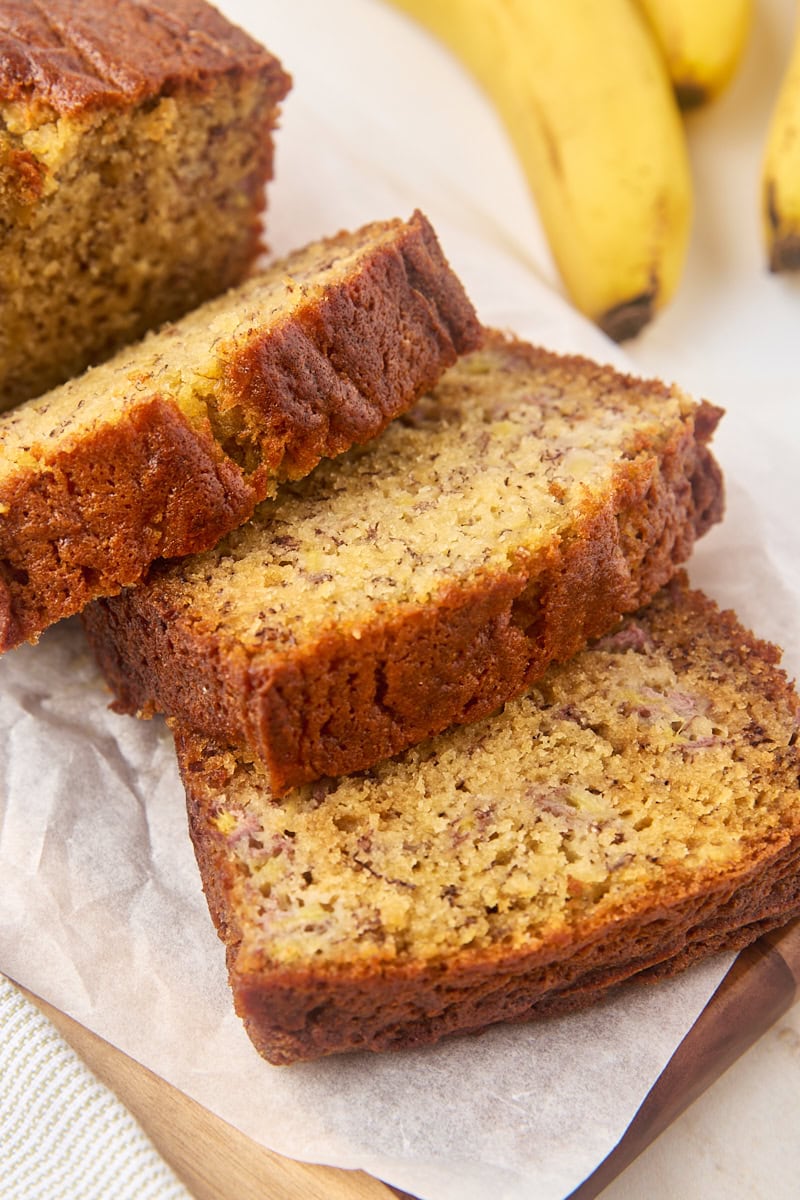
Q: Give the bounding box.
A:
[0,0,291,409]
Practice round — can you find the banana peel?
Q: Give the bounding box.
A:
[637,0,753,108]
[388,0,692,340]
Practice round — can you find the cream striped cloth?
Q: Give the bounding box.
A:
[1,975,191,1200]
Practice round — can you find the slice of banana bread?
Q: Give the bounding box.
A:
[0,211,481,650]
[0,0,291,410]
[175,578,800,1064]
[85,333,724,793]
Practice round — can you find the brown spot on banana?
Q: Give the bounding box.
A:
[766,179,781,236]
[534,107,563,179]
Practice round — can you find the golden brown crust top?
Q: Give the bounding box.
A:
[0,0,291,115]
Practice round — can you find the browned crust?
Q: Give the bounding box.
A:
[84,348,724,794]
[0,398,260,650]
[175,582,800,1064]
[221,213,483,482]
[1,212,482,650]
[232,842,800,1064]
[0,0,291,116]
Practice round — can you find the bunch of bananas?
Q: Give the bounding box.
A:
[385,0,798,339]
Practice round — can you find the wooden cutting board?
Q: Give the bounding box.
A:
[19,919,800,1200]
[21,986,413,1200]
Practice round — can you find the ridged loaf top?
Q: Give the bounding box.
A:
[0,0,290,115]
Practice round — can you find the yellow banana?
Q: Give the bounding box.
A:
[636,0,753,107]
[762,16,800,272]
[387,0,692,340]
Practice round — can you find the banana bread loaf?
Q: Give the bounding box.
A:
[85,333,724,793]
[176,578,800,1064]
[0,211,481,651]
[0,0,291,410]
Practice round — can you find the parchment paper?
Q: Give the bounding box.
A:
[1,3,798,1199]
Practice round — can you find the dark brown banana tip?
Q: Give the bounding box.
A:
[675,81,712,110]
[598,291,656,342]
[762,181,800,272]
[768,235,800,273]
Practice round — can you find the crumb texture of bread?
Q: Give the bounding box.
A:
[0,211,481,649]
[85,333,724,793]
[175,580,800,1064]
[0,0,292,409]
